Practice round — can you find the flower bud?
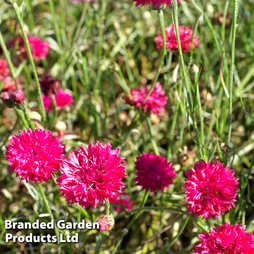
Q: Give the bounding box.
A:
[11,90,25,108]
[97,215,115,232]
[1,91,13,107]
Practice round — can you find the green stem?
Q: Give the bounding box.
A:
[24,107,36,131]
[159,217,189,253]
[146,116,159,155]
[112,190,150,254]
[49,95,58,129]
[0,31,18,90]
[143,9,166,105]
[14,107,29,129]
[37,183,61,254]
[105,198,110,216]
[226,0,239,160]
[12,2,46,122]
[172,0,203,160]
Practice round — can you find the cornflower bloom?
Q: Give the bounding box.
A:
[193,223,254,253]
[155,24,199,52]
[133,0,180,8]
[134,153,176,192]
[5,128,64,183]
[184,160,239,219]
[125,82,168,115]
[57,142,126,208]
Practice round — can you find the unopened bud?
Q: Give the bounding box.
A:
[11,90,25,108]
[97,215,114,232]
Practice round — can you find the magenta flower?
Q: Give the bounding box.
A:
[5,128,64,184]
[11,90,26,107]
[42,89,73,111]
[155,24,199,52]
[193,223,254,253]
[125,82,168,115]
[134,153,176,192]
[57,142,126,208]
[184,160,239,220]
[108,191,132,213]
[11,36,49,60]
[133,0,180,8]
[0,58,10,79]
[0,58,22,93]
[28,36,50,60]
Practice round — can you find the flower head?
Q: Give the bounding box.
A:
[11,36,49,60]
[125,82,168,115]
[0,58,22,93]
[193,223,254,253]
[0,58,10,79]
[28,36,50,60]
[108,191,132,213]
[134,153,176,192]
[11,90,26,108]
[42,89,73,111]
[5,128,64,183]
[184,160,239,219]
[40,74,61,96]
[155,24,199,52]
[133,0,180,8]
[57,142,126,208]
[97,215,115,232]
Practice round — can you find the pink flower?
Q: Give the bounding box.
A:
[0,58,22,93]
[11,90,25,106]
[11,36,49,60]
[133,0,180,8]
[57,142,126,208]
[28,36,50,60]
[193,223,254,253]
[134,153,176,192]
[42,89,73,111]
[108,191,132,213]
[184,160,239,220]
[155,24,199,52]
[0,58,10,79]
[125,82,168,115]
[5,128,64,184]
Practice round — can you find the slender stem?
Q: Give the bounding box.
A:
[142,9,166,105]
[160,217,189,253]
[14,107,29,129]
[0,31,18,90]
[226,0,239,160]
[37,183,61,254]
[12,2,46,122]
[112,190,150,254]
[23,107,36,131]
[105,198,110,216]
[172,0,203,160]
[49,95,58,129]
[146,116,159,155]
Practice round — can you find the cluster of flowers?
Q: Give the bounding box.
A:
[5,127,253,252]
[2,0,253,251]
[39,74,73,111]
